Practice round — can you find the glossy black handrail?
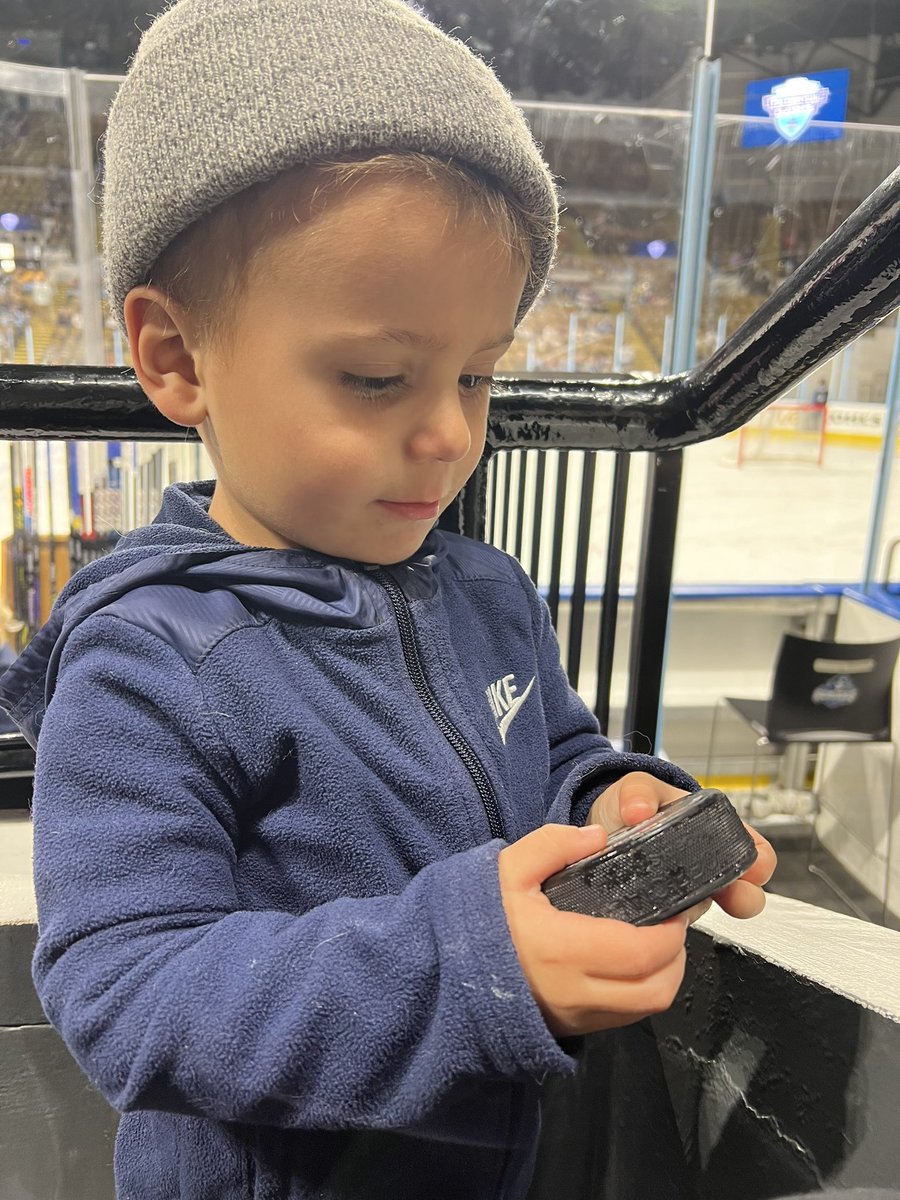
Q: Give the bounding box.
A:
[2,163,899,445]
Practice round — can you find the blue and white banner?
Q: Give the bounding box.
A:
[743,68,850,147]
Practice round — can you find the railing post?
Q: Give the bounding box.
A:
[624,56,721,752]
[65,69,106,367]
[862,314,900,589]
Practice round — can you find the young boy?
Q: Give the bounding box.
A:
[0,1,774,1197]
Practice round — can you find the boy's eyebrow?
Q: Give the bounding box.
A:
[340,327,516,353]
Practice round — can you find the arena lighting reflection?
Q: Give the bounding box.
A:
[1,161,900,452]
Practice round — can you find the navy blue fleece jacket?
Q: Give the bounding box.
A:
[0,481,697,1200]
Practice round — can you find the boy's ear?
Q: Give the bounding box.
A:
[123,286,208,428]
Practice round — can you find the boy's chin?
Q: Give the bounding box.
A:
[364,528,439,567]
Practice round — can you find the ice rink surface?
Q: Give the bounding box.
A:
[674,433,898,586]
[512,431,898,592]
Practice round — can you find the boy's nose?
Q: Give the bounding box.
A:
[407,390,473,463]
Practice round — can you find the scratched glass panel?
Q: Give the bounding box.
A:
[424,0,706,110]
[680,117,900,589]
[0,61,73,368]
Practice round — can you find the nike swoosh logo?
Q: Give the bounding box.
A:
[497,676,535,744]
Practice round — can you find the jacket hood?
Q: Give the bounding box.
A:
[0,480,448,747]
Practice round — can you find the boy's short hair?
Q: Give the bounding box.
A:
[102,0,560,334]
[148,151,547,352]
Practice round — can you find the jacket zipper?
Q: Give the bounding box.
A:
[373,568,505,841]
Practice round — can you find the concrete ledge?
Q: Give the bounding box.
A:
[695,893,900,1019]
[0,810,36,926]
[0,811,43,1027]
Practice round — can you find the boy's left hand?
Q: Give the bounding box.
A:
[585,771,776,922]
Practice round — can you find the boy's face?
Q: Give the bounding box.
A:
[192,178,528,564]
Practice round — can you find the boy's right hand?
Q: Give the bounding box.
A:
[498,823,689,1038]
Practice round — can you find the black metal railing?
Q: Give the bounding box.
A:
[1,162,900,766]
[479,447,629,736]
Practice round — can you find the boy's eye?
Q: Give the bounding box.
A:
[340,373,494,397]
[341,373,405,395]
[460,374,495,393]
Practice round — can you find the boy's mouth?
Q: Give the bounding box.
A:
[377,499,441,521]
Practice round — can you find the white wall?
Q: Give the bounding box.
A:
[821,594,900,919]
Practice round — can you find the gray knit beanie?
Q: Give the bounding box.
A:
[101,0,559,331]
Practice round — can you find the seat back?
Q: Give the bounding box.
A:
[766,633,900,741]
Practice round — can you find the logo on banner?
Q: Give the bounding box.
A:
[762,76,831,142]
[811,674,858,710]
